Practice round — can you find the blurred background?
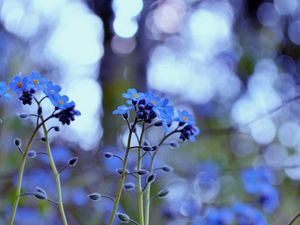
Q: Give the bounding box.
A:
[1,0,300,224]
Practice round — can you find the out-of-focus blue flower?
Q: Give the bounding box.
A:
[257,185,279,213]
[176,110,196,126]
[180,195,201,218]
[9,75,29,94]
[122,88,144,103]
[27,71,47,90]
[43,81,62,100]
[233,203,267,225]
[241,167,274,194]
[0,81,10,99]
[206,207,234,225]
[112,105,134,115]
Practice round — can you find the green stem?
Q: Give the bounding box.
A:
[144,131,177,225]
[8,126,41,225]
[137,123,145,225]
[108,122,135,225]
[287,211,300,225]
[41,118,68,225]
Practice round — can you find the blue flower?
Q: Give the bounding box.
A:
[122,88,144,104]
[241,167,274,194]
[9,75,30,94]
[0,82,10,99]
[206,207,234,225]
[113,105,134,115]
[233,203,267,225]
[50,94,70,110]
[257,185,279,213]
[43,81,62,100]
[27,71,48,90]
[176,110,196,126]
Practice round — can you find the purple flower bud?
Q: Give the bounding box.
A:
[124,182,136,190]
[157,189,169,198]
[117,212,130,223]
[68,157,78,167]
[162,165,173,173]
[14,138,21,147]
[146,174,156,184]
[27,150,37,158]
[104,152,113,158]
[137,169,148,176]
[88,193,101,201]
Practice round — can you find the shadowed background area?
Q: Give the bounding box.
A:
[1,0,300,224]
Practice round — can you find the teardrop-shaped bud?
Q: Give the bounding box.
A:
[36,186,47,198]
[146,174,156,184]
[137,169,148,176]
[154,120,163,127]
[142,146,152,152]
[104,152,113,159]
[157,189,169,198]
[53,126,60,132]
[27,150,37,158]
[14,138,22,147]
[19,114,29,119]
[117,212,130,223]
[116,168,129,175]
[68,157,78,167]
[161,165,173,173]
[124,182,136,190]
[34,192,47,200]
[169,142,179,148]
[88,192,101,201]
[37,106,42,115]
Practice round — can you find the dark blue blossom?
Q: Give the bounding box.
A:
[233,203,267,225]
[54,101,81,125]
[0,81,10,99]
[179,124,200,142]
[206,207,234,225]
[19,89,36,105]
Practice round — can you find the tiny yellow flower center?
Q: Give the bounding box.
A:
[151,100,157,105]
[33,79,39,84]
[133,93,139,98]
[58,100,64,105]
[17,82,23,88]
[183,116,189,122]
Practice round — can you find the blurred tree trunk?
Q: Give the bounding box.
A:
[88,0,150,145]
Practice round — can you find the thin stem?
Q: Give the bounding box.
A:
[287,211,300,225]
[108,120,136,225]
[8,125,41,225]
[144,130,178,225]
[41,117,68,225]
[137,123,145,225]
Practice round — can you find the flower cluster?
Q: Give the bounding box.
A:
[241,167,279,213]
[6,71,81,125]
[113,88,199,141]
